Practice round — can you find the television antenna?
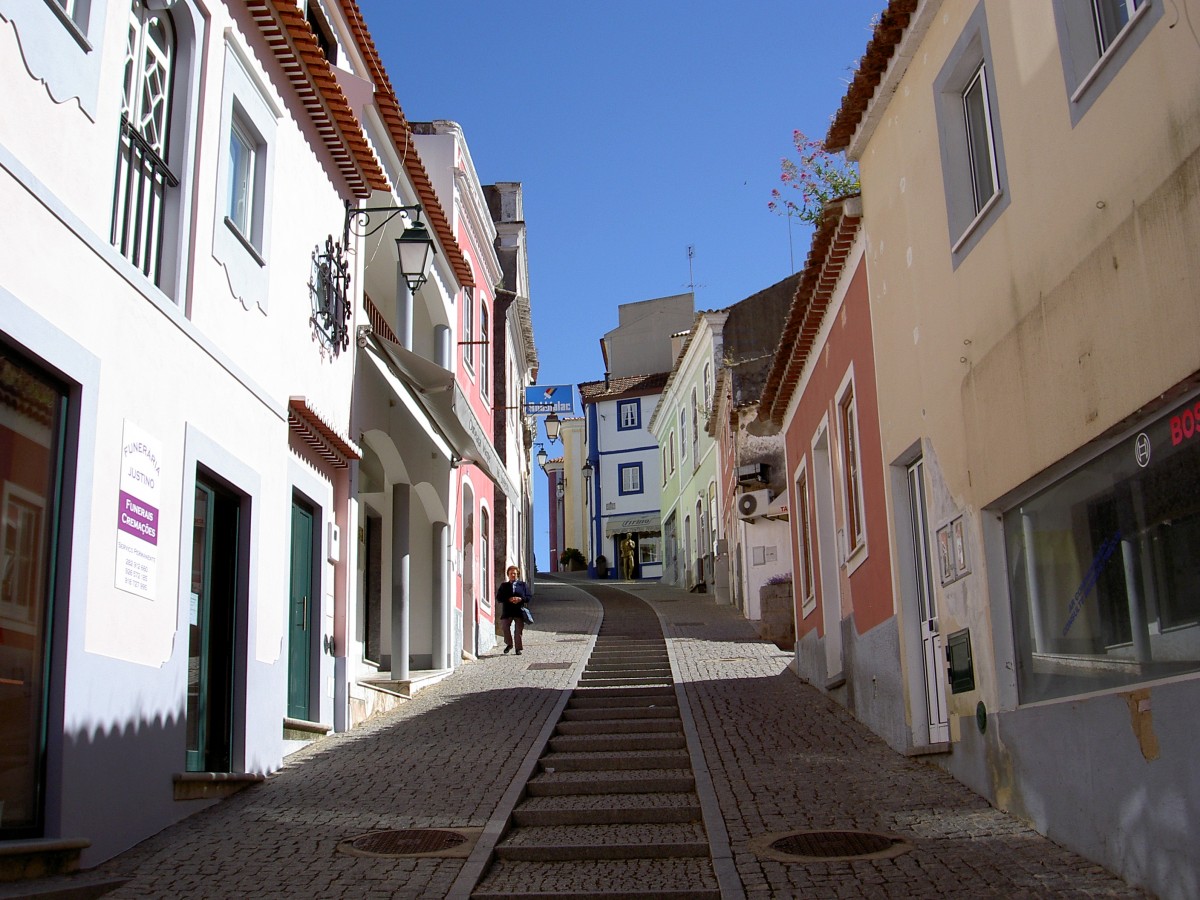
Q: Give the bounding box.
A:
[685,245,705,294]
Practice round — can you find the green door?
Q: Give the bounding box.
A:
[287,501,314,721]
[186,479,238,773]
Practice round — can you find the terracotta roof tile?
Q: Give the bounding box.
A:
[578,371,671,402]
[338,0,475,288]
[758,197,863,427]
[245,0,389,198]
[826,0,918,152]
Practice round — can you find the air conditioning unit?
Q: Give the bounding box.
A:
[737,489,772,521]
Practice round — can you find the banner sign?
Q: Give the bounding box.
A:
[115,420,162,599]
[524,385,573,415]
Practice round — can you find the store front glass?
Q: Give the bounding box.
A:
[0,344,68,837]
[1004,393,1200,703]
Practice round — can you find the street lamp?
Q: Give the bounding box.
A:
[344,200,437,291]
[544,413,561,444]
[535,444,548,469]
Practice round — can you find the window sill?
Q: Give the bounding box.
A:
[950,189,1003,257]
[42,0,92,52]
[1071,2,1150,103]
[224,217,265,267]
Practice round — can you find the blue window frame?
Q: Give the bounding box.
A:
[618,462,643,495]
[617,399,640,431]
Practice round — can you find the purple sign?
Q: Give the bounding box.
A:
[117,489,159,546]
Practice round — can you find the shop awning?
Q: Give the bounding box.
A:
[604,512,661,537]
[364,336,518,499]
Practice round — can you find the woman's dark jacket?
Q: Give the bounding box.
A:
[496,580,530,619]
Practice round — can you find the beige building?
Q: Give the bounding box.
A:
[828,2,1199,897]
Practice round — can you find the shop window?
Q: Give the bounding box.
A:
[0,345,68,839]
[1003,394,1200,703]
[639,535,661,565]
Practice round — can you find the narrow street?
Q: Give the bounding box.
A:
[14,577,1149,900]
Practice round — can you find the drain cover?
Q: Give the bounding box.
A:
[528,662,572,670]
[749,829,912,863]
[340,828,468,858]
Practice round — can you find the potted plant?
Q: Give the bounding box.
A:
[559,547,586,572]
[594,555,609,579]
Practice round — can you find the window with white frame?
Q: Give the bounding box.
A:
[703,363,712,408]
[1052,0,1160,125]
[618,463,643,495]
[662,445,669,484]
[112,0,177,285]
[227,114,257,239]
[669,432,676,475]
[961,64,998,218]
[690,388,699,465]
[212,40,276,309]
[933,2,1009,266]
[462,288,474,371]
[479,304,489,399]
[839,382,866,556]
[795,466,815,614]
[617,399,640,431]
[679,408,688,462]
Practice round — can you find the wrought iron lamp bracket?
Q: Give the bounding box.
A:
[343,199,425,246]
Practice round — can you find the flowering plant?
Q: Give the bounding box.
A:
[768,131,859,225]
[765,573,793,586]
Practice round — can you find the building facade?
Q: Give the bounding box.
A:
[650,313,725,591]
[825,2,1200,896]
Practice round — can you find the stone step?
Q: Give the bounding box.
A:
[577,675,673,688]
[585,658,670,670]
[562,705,678,721]
[513,793,702,826]
[548,733,685,754]
[0,839,90,886]
[495,822,709,861]
[569,686,675,705]
[471,858,720,900]
[555,718,681,736]
[539,749,691,772]
[526,768,695,797]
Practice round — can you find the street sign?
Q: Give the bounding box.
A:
[524,384,573,415]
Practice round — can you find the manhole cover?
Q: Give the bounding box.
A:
[339,828,470,858]
[749,829,912,863]
[556,638,587,643]
[528,662,572,670]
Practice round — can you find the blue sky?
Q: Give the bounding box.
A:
[355,1,885,567]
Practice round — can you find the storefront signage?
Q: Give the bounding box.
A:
[115,420,161,598]
[524,385,573,415]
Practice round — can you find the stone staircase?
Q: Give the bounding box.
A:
[471,594,720,899]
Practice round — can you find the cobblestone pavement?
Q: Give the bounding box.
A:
[619,578,1151,900]
[75,581,602,900]
[27,576,1150,899]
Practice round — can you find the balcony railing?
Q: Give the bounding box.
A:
[111,114,178,285]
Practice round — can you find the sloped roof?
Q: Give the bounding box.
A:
[757,196,863,429]
[825,0,920,152]
[578,372,671,403]
[245,0,390,197]
[338,0,474,287]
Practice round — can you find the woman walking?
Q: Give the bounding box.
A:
[496,565,531,655]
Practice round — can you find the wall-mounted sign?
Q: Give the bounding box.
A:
[115,420,161,599]
[524,385,573,415]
